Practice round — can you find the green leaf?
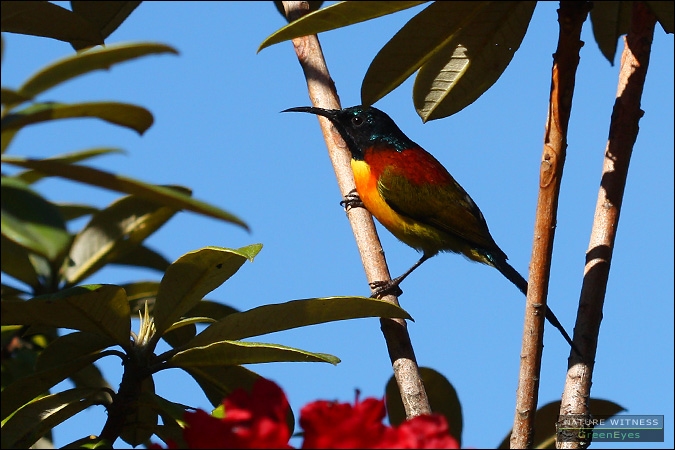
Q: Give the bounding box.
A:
[1,155,250,229]
[184,365,261,407]
[170,340,340,367]
[362,1,487,106]
[1,88,30,109]
[152,245,261,337]
[0,235,41,290]
[589,1,633,64]
[0,1,104,50]
[162,299,240,348]
[0,351,103,422]
[1,101,154,135]
[1,285,131,348]
[1,387,106,449]
[187,296,412,348]
[111,244,171,273]
[647,1,674,33]
[497,399,626,449]
[19,42,178,99]
[1,176,71,261]
[70,2,142,46]
[57,203,99,221]
[35,331,117,373]
[413,1,536,121]
[386,367,463,446]
[62,189,186,286]
[119,378,157,447]
[258,1,427,52]
[14,147,126,185]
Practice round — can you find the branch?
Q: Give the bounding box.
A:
[511,2,589,448]
[281,1,430,418]
[558,3,657,449]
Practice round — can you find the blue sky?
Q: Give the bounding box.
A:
[2,1,673,448]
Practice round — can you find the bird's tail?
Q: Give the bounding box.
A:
[490,256,580,356]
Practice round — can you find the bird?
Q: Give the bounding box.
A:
[283,105,578,354]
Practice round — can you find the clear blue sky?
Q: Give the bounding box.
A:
[2,2,673,448]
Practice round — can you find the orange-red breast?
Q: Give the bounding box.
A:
[284,105,577,353]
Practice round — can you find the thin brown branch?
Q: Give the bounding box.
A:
[281,1,430,418]
[558,3,657,449]
[511,2,589,448]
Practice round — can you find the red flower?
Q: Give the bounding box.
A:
[182,378,292,449]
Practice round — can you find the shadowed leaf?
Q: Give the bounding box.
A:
[14,148,125,185]
[70,1,141,43]
[590,1,632,64]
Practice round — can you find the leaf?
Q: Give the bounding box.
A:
[1,87,30,108]
[646,1,674,33]
[589,1,633,64]
[0,387,106,449]
[0,1,104,49]
[35,331,117,373]
[413,1,536,121]
[184,365,261,407]
[14,147,126,185]
[1,176,71,261]
[152,245,261,337]
[497,399,626,449]
[169,340,340,367]
[0,235,41,290]
[385,367,463,446]
[258,1,427,52]
[70,1,142,43]
[362,1,488,106]
[119,378,157,447]
[0,351,103,422]
[19,42,178,99]
[1,101,154,135]
[111,244,171,273]
[187,296,412,348]
[162,299,239,348]
[57,203,99,221]
[0,284,131,348]
[1,155,250,229]
[62,188,187,286]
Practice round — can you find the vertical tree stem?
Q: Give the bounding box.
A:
[558,3,656,449]
[281,1,430,419]
[511,2,588,448]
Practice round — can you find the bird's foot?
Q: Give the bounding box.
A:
[369,280,403,298]
[340,189,364,211]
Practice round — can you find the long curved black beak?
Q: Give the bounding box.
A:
[282,106,339,120]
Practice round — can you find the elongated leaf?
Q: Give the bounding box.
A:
[0,352,103,421]
[71,1,141,49]
[162,299,239,348]
[62,189,186,286]
[170,340,340,367]
[1,88,30,108]
[1,285,131,348]
[590,1,632,64]
[57,203,99,221]
[1,387,106,449]
[120,378,157,447]
[1,101,153,135]
[0,1,104,49]
[19,42,177,99]
[258,1,426,51]
[184,365,261,407]
[14,147,125,185]
[646,1,674,33]
[1,235,41,290]
[1,176,70,261]
[362,1,488,106]
[386,367,463,446]
[152,245,261,337]
[1,156,249,229]
[36,331,116,373]
[413,1,536,121]
[111,244,171,273]
[187,296,411,348]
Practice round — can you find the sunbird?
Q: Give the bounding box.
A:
[284,105,577,353]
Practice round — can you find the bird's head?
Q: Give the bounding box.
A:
[283,105,417,160]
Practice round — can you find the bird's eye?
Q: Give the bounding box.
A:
[351,116,364,126]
